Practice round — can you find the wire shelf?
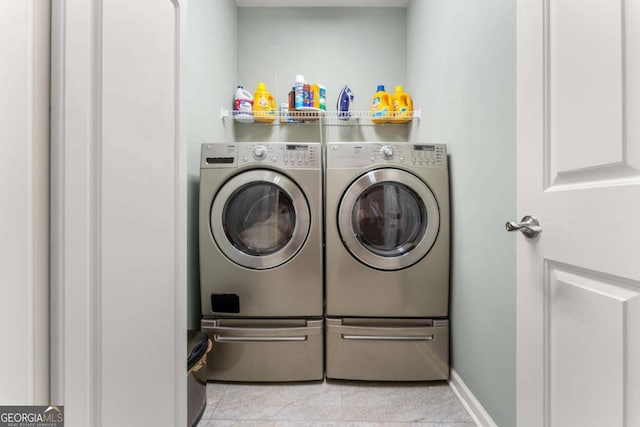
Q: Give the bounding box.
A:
[221,108,421,126]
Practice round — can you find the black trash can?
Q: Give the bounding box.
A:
[187,330,212,427]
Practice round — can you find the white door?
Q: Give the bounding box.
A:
[516,1,640,426]
[51,0,187,425]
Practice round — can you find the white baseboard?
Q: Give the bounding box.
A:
[448,369,498,427]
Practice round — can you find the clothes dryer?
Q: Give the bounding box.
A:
[199,142,323,382]
[325,142,450,381]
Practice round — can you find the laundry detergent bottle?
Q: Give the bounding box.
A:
[294,75,305,110]
[391,85,413,124]
[253,82,276,123]
[233,85,254,123]
[371,85,391,124]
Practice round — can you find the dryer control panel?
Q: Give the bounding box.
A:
[327,143,447,168]
[201,142,321,169]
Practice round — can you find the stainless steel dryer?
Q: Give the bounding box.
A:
[199,142,323,382]
[325,142,450,381]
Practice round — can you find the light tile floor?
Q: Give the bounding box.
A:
[196,380,476,426]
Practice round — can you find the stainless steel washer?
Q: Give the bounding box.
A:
[199,142,323,382]
[325,142,450,381]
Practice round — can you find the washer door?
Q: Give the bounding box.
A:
[338,168,439,271]
[211,169,310,270]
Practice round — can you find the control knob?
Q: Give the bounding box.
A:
[380,144,394,160]
[253,145,267,160]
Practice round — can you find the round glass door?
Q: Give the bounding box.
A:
[211,169,310,269]
[338,168,439,270]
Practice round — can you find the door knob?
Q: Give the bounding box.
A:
[505,215,542,238]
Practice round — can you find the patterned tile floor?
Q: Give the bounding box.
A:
[196,380,476,426]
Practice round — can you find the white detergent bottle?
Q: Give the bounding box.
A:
[233,85,254,123]
[294,75,305,110]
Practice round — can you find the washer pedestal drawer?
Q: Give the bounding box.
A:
[201,318,324,382]
[326,317,449,381]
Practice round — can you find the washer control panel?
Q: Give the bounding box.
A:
[201,142,321,169]
[327,142,447,168]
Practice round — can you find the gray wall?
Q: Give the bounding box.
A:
[237,7,409,143]
[407,1,516,426]
[187,0,237,329]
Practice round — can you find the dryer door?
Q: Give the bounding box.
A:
[338,168,439,271]
[211,169,310,270]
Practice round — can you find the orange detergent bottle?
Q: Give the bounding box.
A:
[371,85,392,124]
[253,82,276,123]
[391,85,413,123]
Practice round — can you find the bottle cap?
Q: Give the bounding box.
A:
[395,85,404,92]
[377,85,385,92]
[296,75,305,83]
[257,82,266,90]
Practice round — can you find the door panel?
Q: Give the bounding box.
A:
[545,263,640,426]
[517,0,640,426]
[549,0,624,177]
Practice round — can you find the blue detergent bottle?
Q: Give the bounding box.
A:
[337,85,354,120]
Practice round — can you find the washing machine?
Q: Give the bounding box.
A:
[325,142,450,381]
[199,142,323,382]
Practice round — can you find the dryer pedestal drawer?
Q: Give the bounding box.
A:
[201,318,323,382]
[326,317,449,381]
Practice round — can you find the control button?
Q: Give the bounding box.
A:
[304,157,308,163]
[371,156,376,162]
[242,157,248,162]
[272,156,277,162]
[332,145,338,150]
[284,157,288,163]
[412,158,417,163]
[252,145,268,160]
[380,144,394,160]
[400,157,405,162]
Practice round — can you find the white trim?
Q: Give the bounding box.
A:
[26,0,36,402]
[50,0,102,423]
[49,0,65,405]
[30,0,51,404]
[0,0,50,404]
[449,369,498,427]
[89,0,102,424]
[174,0,188,424]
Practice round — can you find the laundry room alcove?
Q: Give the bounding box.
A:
[187,1,516,426]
